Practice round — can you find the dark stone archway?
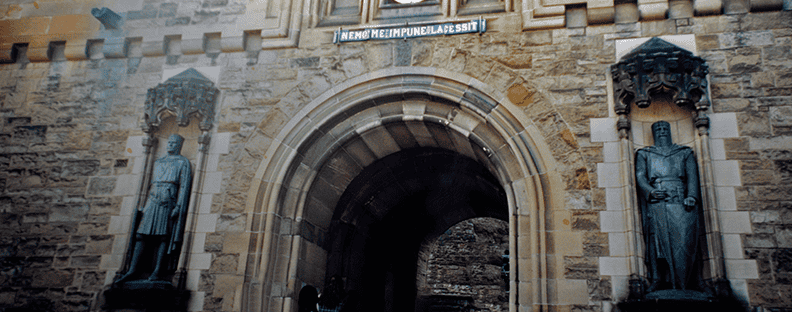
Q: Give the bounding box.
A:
[324,147,508,312]
[245,69,561,312]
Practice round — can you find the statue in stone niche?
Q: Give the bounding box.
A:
[116,134,192,285]
[635,121,703,294]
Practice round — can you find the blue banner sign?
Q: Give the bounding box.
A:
[334,18,486,43]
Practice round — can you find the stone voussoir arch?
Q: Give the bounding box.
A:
[241,66,567,312]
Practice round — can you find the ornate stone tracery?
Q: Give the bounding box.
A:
[611,37,711,134]
[142,68,219,133]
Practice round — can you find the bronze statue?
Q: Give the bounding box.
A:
[116,134,192,285]
[635,121,702,293]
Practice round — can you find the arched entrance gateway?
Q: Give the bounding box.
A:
[329,148,508,311]
[241,68,562,312]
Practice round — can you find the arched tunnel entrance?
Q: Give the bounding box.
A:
[324,147,508,312]
[244,69,559,312]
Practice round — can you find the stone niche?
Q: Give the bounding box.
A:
[102,68,219,311]
[611,38,744,311]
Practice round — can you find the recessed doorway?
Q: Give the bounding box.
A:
[323,148,508,312]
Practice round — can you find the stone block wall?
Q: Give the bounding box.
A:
[711,21,792,307]
[0,58,135,310]
[422,218,509,312]
[0,0,790,311]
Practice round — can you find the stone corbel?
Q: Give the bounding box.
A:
[694,0,723,15]
[64,39,89,61]
[588,6,616,23]
[637,0,668,19]
[522,0,615,29]
[588,0,615,24]
[26,41,51,62]
[220,36,246,53]
[180,36,204,55]
[141,40,166,57]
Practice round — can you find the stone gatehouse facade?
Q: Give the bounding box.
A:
[0,0,791,311]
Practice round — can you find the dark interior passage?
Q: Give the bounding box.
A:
[322,147,508,312]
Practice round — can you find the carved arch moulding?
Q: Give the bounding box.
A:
[240,67,572,312]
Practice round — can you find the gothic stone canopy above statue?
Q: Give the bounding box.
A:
[143,68,219,132]
[611,38,710,118]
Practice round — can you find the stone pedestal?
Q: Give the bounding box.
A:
[619,290,744,312]
[103,281,190,311]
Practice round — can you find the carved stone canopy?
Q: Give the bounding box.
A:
[611,38,711,130]
[143,68,219,133]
